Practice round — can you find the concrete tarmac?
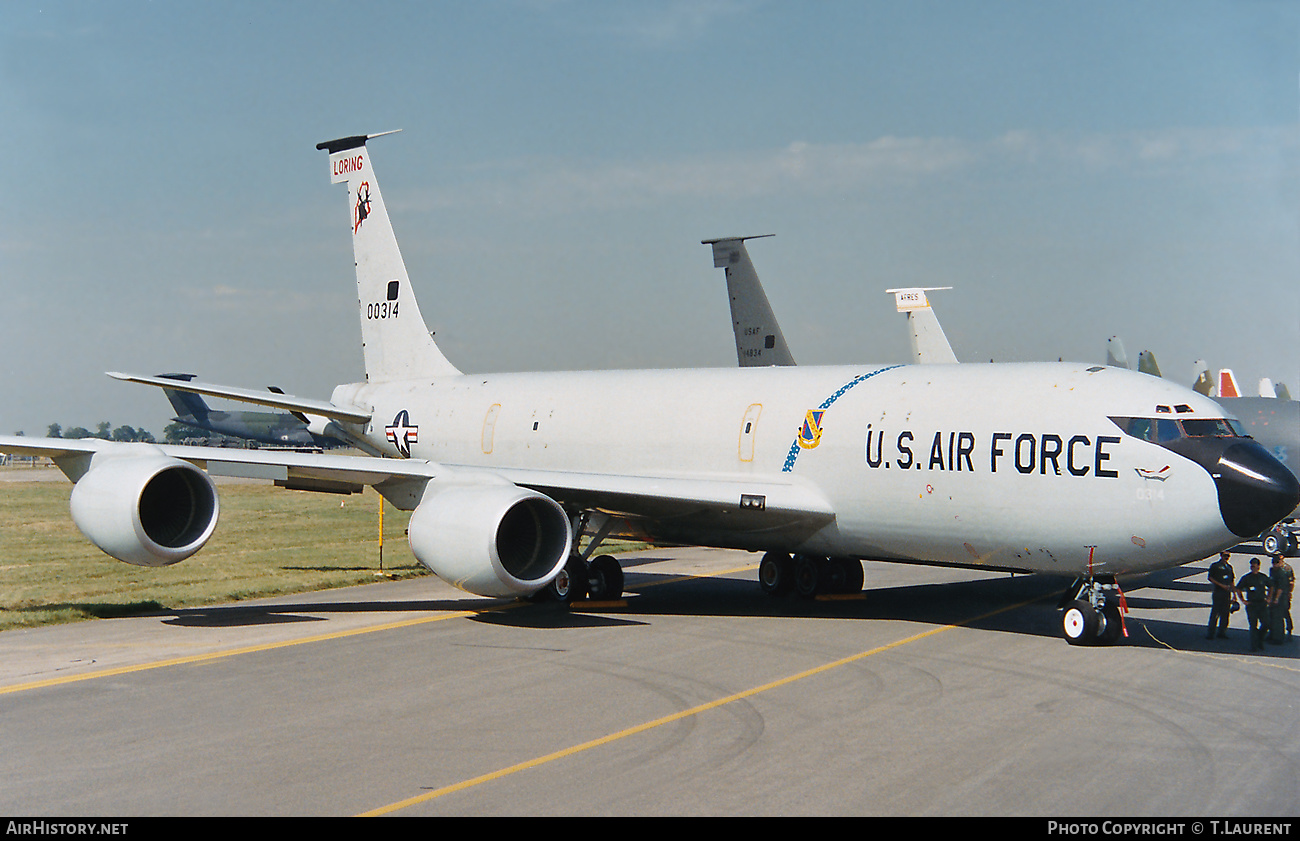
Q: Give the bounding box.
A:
[0,547,1296,816]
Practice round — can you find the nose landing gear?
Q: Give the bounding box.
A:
[1060,575,1126,645]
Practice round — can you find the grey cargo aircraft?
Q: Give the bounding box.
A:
[158,374,342,449]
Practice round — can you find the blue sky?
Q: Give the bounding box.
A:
[2,1,1297,436]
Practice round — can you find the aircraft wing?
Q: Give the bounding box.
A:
[0,435,836,528]
[484,465,835,520]
[107,372,372,425]
[0,435,434,490]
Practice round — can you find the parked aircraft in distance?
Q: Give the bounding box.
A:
[1111,346,1298,486]
[702,236,795,367]
[2,133,1296,646]
[158,374,343,450]
[1106,338,1163,379]
[703,239,959,367]
[884,287,958,365]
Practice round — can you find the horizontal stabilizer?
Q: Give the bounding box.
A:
[107,372,372,425]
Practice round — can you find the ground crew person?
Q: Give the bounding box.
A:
[1207,551,1237,639]
[1268,553,1294,643]
[1237,558,1272,651]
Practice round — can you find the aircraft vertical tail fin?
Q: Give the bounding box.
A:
[1137,350,1162,378]
[1193,360,1213,396]
[156,374,211,420]
[1106,336,1129,369]
[1217,369,1241,398]
[317,132,461,382]
[1258,378,1277,399]
[886,287,958,364]
[703,236,795,367]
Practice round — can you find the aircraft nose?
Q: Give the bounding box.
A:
[1163,437,1300,538]
[1212,441,1300,538]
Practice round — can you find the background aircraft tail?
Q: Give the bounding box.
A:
[1137,350,1162,378]
[1217,369,1241,398]
[1193,360,1213,396]
[1106,336,1129,369]
[318,132,462,382]
[157,373,210,420]
[703,236,796,367]
[886,287,958,364]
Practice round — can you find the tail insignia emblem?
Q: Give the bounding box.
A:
[354,181,372,233]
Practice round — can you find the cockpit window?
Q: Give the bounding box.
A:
[1110,416,1248,441]
[1109,416,1183,443]
[1181,418,1247,438]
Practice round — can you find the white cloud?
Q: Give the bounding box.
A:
[421,126,1297,214]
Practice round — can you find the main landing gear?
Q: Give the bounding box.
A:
[1059,575,1127,645]
[759,552,864,598]
[540,512,626,604]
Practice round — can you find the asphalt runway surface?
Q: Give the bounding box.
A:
[1,546,1297,817]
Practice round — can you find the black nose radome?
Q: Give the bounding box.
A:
[1213,441,1300,537]
[1166,438,1300,538]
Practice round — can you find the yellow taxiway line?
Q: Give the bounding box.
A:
[358,595,1038,816]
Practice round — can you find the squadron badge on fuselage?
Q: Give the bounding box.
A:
[797,409,825,450]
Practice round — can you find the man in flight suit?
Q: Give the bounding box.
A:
[1207,551,1237,640]
[1268,553,1294,644]
[1237,558,1272,652]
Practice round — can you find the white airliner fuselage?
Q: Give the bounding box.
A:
[334,360,1245,578]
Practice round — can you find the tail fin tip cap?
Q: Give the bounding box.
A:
[315,129,402,154]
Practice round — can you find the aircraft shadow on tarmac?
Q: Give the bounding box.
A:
[160,597,503,628]
[146,559,1293,656]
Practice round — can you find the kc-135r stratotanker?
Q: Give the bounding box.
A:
[3,132,1295,645]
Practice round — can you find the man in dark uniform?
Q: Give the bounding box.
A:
[1268,553,1294,643]
[1237,558,1272,651]
[1207,551,1237,639]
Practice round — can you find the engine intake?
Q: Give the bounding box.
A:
[69,452,219,567]
[407,482,571,597]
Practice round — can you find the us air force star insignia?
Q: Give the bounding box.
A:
[797,409,825,450]
[385,410,418,458]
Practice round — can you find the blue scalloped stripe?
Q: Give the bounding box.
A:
[781,365,901,472]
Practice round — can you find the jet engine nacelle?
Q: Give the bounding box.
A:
[407,482,572,598]
[69,451,220,567]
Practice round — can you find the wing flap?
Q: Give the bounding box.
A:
[480,465,836,523]
[1,436,838,544]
